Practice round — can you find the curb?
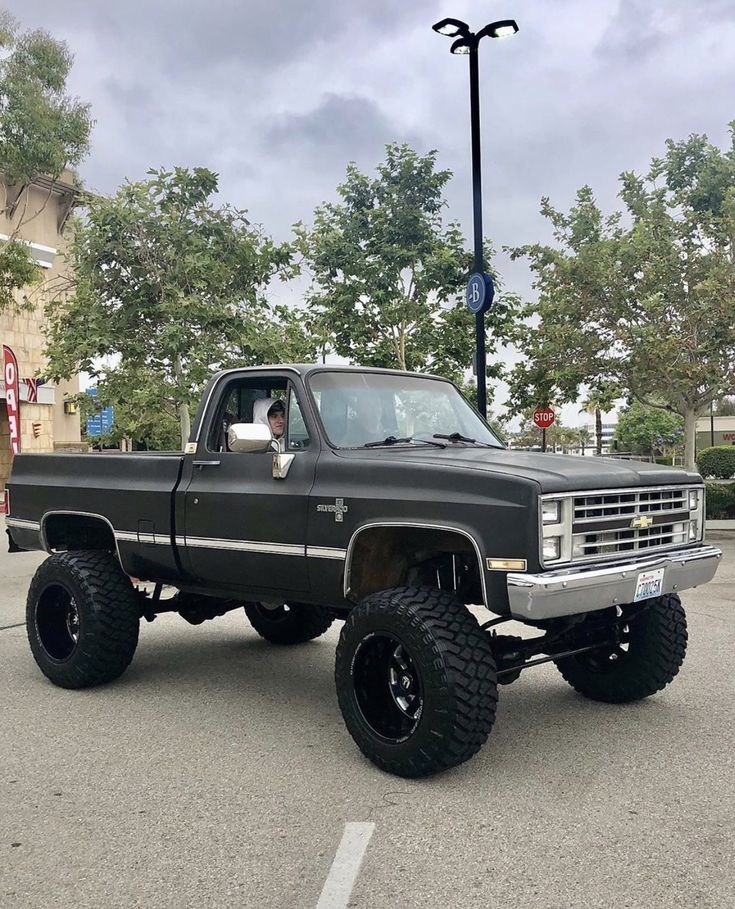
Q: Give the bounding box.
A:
[706,520,735,532]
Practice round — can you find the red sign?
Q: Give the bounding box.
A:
[3,345,21,455]
[533,407,555,429]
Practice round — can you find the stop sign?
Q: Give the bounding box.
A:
[533,407,555,429]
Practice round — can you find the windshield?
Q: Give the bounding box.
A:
[308,371,505,449]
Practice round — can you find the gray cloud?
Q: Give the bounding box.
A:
[4,0,734,420]
[264,93,426,170]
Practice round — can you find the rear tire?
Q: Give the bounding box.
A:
[26,551,140,689]
[555,594,687,703]
[244,601,334,645]
[335,586,498,778]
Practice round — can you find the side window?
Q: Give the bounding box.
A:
[206,377,287,452]
[287,387,310,450]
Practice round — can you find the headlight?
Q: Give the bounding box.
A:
[689,489,700,511]
[542,500,560,524]
[543,537,561,561]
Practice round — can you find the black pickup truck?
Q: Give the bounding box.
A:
[6,365,722,777]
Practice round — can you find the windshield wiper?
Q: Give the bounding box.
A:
[433,432,502,449]
[363,435,446,449]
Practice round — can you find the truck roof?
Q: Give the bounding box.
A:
[210,364,450,382]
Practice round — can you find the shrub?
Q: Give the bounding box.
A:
[705,482,735,519]
[697,446,735,479]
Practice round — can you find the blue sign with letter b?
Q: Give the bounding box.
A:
[465,272,495,314]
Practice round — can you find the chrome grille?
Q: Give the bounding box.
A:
[573,487,687,522]
[570,486,693,563]
[541,485,705,567]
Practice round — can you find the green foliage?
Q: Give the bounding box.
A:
[44,167,303,449]
[0,237,41,310]
[705,481,735,518]
[697,446,735,480]
[511,413,575,451]
[0,14,92,183]
[0,13,93,312]
[714,396,735,416]
[614,402,684,457]
[510,122,735,470]
[295,143,520,398]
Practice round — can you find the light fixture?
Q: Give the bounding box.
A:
[450,37,471,55]
[479,19,519,40]
[432,17,470,38]
[542,500,561,524]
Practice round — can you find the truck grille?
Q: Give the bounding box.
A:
[571,487,691,562]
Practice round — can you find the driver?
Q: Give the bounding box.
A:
[253,397,285,440]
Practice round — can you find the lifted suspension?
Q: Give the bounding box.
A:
[484,609,635,684]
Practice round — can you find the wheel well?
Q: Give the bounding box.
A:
[43,514,117,553]
[346,526,483,606]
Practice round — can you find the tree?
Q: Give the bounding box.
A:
[511,412,574,452]
[510,123,735,470]
[613,402,684,461]
[295,143,519,396]
[44,167,304,449]
[0,13,93,311]
[577,426,592,456]
[714,396,735,416]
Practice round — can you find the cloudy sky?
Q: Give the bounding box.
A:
[7,0,735,423]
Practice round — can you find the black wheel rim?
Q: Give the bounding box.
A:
[35,584,81,662]
[255,602,291,623]
[352,633,423,744]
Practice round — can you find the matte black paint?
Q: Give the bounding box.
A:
[7,365,702,617]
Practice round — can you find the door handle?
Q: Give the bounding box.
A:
[193,460,221,468]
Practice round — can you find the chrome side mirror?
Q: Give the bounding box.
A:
[272,452,295,480]
[227,423,273,453]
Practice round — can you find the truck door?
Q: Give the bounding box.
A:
[181,373,315,594]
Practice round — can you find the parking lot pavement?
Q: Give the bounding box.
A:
[1,531,733,909]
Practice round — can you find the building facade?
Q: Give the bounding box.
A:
[696,415,735,451]
[0,172,84,509]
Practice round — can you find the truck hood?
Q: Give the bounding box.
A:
[334,445,700,493]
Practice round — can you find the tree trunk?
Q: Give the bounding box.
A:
[173,353,190,450]
[398,326,407,372]
[595,407,603,456]
[683,407,698,472]
[178,402,191,451]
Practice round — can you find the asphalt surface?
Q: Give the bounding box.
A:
[1,526,733,909]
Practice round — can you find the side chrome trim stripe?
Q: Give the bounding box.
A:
[27,514,347,562]
[307,546,347,561]
[181,536,305,556]
[5,518,41,531]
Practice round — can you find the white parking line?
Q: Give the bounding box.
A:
[316,822,375,909]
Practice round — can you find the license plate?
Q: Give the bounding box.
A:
[633,567,665,602]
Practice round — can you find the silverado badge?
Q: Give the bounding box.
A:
[630,515,654,529]
[317,498,349,522]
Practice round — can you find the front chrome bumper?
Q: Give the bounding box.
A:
[507,544,722,621]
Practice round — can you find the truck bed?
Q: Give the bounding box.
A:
[7,452,185,580]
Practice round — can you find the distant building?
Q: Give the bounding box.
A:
[696,415,735,451]
[580,413,618,455]
[0,171,85,510]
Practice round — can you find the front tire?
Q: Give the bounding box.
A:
[26,551,140,689]
[555,594,687,703]
[335,586,498,778]
[244,601,334,645]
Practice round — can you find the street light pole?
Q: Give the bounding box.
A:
[468,41,487,417]
[432,17,518,419]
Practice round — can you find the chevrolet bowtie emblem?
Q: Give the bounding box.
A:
[630,515,654,529]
